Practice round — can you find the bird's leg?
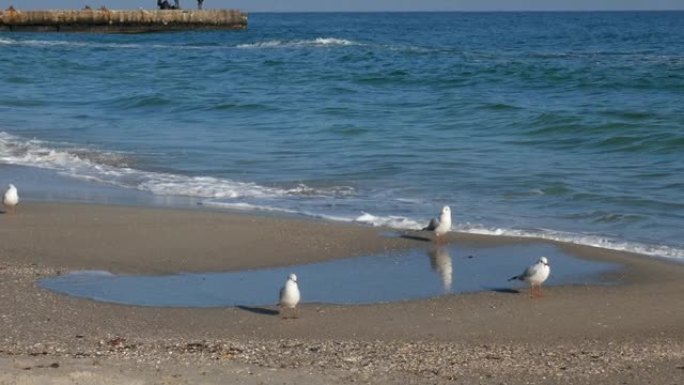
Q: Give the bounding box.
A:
[529,284,539,299]
[530,285,543,299]
[279,305,288,320]
[293,307,300,319]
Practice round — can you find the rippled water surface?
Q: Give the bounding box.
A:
[1,12,683,259]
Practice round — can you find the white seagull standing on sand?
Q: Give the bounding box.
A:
[3,184,19,214]
[508,256,551,298]
[279,273,301,319]
[423,205,452,243]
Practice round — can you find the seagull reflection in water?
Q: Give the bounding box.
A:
[427,246,453,293]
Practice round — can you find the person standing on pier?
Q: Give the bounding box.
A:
[157,0,180,9]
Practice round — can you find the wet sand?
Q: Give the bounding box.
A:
[1,202,683,384]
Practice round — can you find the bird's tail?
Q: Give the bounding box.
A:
[508,275,521,282]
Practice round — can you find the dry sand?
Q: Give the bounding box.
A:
[1,202,683,384]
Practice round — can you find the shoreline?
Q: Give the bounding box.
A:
[1,201,683,384]
[2,162,682,263]
[3,200,681,275]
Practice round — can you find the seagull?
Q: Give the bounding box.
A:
[3,184,19,214]
[279,273,300,319]
[508,256,550,298]
[423,205,452,243]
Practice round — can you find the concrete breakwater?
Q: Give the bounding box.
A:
[0,8,247,32]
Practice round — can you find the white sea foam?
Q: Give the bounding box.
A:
[458,225,684,260]
[201,202,361,223]
[0,132,127,170]
[317,209,684,261]
[0,39,93,48]
[65,270,115,277]
[237,37,359,49]
[353,212,424,230]
[0,132,354,200]
[0,38,207,51]
[200,201,300,214]
[1,35,406,54]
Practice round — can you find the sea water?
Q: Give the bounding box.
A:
[1,12,683,260]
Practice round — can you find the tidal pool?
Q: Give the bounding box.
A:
[39,242,620,307]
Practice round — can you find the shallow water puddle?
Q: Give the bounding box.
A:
[39,243,620,307]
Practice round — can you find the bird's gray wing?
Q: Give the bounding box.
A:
[422,217,440,231]
[523,263,540,279]
[509,263,538,281]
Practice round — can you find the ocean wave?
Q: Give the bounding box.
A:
[200,201,300,214]
[314,210,683,261]
[106,94,173,109]
[0,38,107,49]
[0,132,355,200]
[2,129,682,261]
[0,37,208,51]
[459,225,684,260]
[353,212,423,229]
[1,36,338,52]
[237,37,360,49]
[0,132,131,169]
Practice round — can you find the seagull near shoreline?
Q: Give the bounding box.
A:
[508,257,551,298]
[423,205,452,243]
[279,273,301,319]
[3,184,19,214]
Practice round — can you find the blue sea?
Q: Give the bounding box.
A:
[1,12,683,260]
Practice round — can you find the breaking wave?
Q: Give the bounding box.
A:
[237,37,360,49]
[325,211,684,261]
[0,132,354,200]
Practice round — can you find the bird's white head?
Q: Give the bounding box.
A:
[539,256,549,266]
[441,205,451,216]
[288,273,298,283]
[8,184,16,191]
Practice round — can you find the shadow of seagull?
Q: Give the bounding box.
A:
[485,287,521,294]
[400,234,432,242]
[236,305,279,316]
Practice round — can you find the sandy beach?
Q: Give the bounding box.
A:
[1,202,683,384]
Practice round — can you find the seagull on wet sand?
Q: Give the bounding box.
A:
[423,205,452,243]
[3,184,19,214]
[279,273,301,319]
[508,256,550,298]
